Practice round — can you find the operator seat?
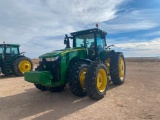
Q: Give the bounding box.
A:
[88,42,95,59]
[90,42,95,48]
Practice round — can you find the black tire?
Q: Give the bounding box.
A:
[35,66,39,71]
[102,51,115,83]
[48,85,65,92]
[2,67,13,76]
[84,61,109,100]
[13,57,33,76]
[103,57,111,83]
[1,63,13,76]
[68,63,88,97]
[34,84,47,91]
[110,52,126,85]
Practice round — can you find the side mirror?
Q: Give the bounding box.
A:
[64,34,68,44]
[64,39,67,44]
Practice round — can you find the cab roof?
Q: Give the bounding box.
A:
[0,44,20,47]
[70,28,107,36]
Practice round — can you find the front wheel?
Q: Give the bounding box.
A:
[84,61,109,100]
[48,85,65,92]
[34,84,47,91]
[68,63,88,97]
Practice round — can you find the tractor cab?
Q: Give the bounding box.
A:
[0,44,20,62]
[64,28,107,59]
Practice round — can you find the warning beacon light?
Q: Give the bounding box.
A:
[96,23,98,28]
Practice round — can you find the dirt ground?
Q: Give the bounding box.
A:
[0,59,160,120]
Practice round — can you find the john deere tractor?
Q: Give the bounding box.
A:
[24,26,126,100]
[0,43,33,76]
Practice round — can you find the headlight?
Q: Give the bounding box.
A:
[46,57,59,61]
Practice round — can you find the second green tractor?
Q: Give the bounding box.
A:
[0,44,33,76]
[24,27,126,100]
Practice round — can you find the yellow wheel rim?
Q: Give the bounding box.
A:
[19,60,32,73]
[118,57,125,80]
[96,69,107,92]
[79,68,87,88]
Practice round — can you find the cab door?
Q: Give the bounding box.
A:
[4,46,19,62]
[96,33,106,54]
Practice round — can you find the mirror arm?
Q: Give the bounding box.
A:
[21,52,26,54]
[106,44,114,49]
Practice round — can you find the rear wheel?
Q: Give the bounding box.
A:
[85,61,109,100]
[102,51,115,83]
[13,57,33,76]
[104,57,111,82]
[110,52,126,85]
[68,63,88,97]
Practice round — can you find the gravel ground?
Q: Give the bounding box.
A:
[0,60,160,120]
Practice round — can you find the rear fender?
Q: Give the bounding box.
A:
[99,50,115,61]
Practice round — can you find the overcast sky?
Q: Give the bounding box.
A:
[0,0,160,58]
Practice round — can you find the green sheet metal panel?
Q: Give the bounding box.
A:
[24,71,53,86]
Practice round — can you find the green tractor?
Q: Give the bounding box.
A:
[0,43,33,76]
[24,26,126,100]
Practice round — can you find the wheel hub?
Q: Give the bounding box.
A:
[79,68,87,88]
[96,69,107,92]
[19,60,31,73]
[118,57,125,80]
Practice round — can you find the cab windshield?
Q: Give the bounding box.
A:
[0,46,4,54]
[75,33,94,48]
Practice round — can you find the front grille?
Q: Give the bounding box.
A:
[38,57,61,82]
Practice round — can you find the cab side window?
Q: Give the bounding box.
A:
[0,47,4,54]
[6,47,18,55]
[96,34,105,53]
[6,47,11,54]
[11,47,18,54]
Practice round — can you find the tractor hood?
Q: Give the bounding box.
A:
[39,48,86,58]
